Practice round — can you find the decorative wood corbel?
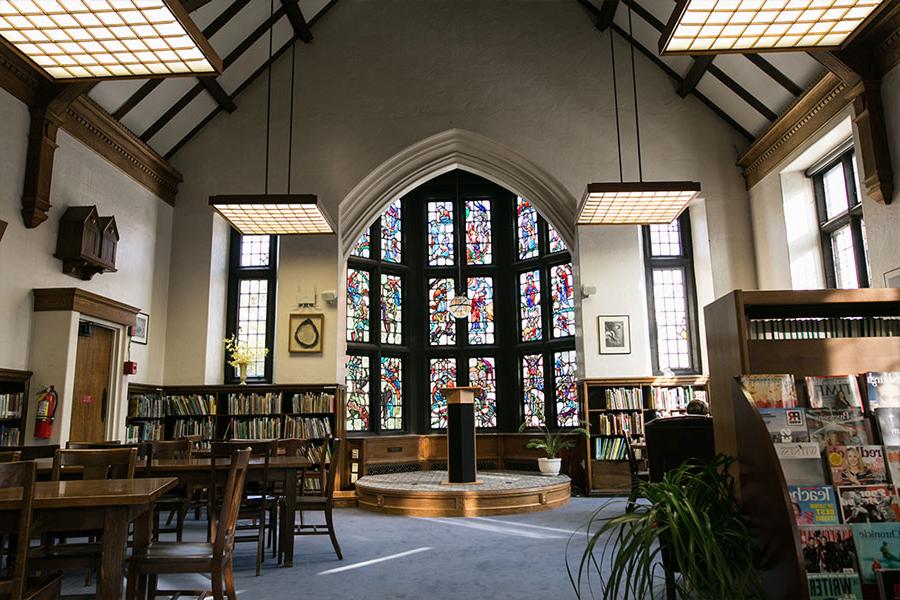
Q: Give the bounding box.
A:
[851,79,894,205]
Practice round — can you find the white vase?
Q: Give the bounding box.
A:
[538,457,561,476]
[239,363,248,385]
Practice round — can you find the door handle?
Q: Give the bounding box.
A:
[101,389,108,422]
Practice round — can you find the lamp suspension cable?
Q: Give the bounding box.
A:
[287,39,296,193]
[628,6,643,183]
[264,0,274,195]
[609,23,623,184]
[456,171,463,290]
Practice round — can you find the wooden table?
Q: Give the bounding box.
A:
[0,477,177,600]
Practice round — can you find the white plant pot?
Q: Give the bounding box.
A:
[538,457,561,476]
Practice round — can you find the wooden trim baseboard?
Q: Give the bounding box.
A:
[33,287,140,328]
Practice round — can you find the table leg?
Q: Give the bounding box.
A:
[132,505,153,600]
[283,467,297,567]
[98,506,130,600]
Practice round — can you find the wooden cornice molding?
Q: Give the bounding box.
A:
[32,287,140,328]
[737,72,852,189]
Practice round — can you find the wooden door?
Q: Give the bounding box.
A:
[69,323,115,443]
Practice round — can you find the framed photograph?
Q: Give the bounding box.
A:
[289,313,324,353]
[132,312,149,345]
[598,315,630,355]
[884,267,900,289]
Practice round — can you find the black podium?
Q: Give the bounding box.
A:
[439,387,480,484]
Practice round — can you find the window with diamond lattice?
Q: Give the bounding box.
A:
[225,231,277,383]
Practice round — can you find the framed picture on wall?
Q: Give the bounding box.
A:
[598,315,630,355]
[289,313,324,353]
[132,312,149,345]
[885,267,900,289]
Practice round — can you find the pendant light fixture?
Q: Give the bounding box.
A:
[448,172,472,320]
[210,0,333,235]
[578,6,701,226]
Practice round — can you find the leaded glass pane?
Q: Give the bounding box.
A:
[548,224,567,253]
[550,263,576,338]
[522,354,545,427]
[519,270,542,342]
[467,276,494,345]
[429,358,456,429]
[831,225,859,289]
[823,163,849,220]
[652,268,691,370]
[346,268,370,342]
[350,230,370,259]
[465,199,493,264]
[427,201,454,266]
[380,199,402,263]
[649,221,682,257]
[554,350,578,427]
[380,357,403,430]
[428,278,456,346]
[345,355,370,431]
[239,235,270,267]
[517,196,539,260]
[380,274,402,345]
[236,279,268,378]
[469,357,497,428]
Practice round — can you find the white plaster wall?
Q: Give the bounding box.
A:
[169,0,756,382]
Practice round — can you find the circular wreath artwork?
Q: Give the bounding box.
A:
[293,316,321,350]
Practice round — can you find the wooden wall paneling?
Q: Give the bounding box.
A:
[32,287,140,328]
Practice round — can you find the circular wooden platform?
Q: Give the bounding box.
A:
[355,470,571,517]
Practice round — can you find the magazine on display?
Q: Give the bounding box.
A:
[806,574,863,600]
[790,486,841,526]
[878,409,900,447]
[807,409,869,451]
[839,485,900,523]
[740,374,798,408]
[827,446,887,486]
[760,408,809,443]
[866,372,900,413]
[851,523,900,584]
[776,442,825,485]
[806,376,864,410]
[877,569,900,600]
[799,525,858,574]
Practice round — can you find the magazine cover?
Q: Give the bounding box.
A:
[887,447,900,487]
[839,485,900,523]
[828,446,887,485]
[806,376,864,410]
[807,574,863,600]
[790,486,841,525]
[807,409,869,451]
[877,569,900,600]
[777,442,826,485]
[866,372,900,413]
[799,525,858,574]
[878,408,900,446]
[740,374,797,408]
[851,523,900,584]
[760,408,809,443]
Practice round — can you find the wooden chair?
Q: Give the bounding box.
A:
[64,441,122,449]
[0,461,62,600]
[126,448,251,600]
[0,452,20,463]
[624,437,648,513]
[282,437,342,562]
[210,440,278,576]
[0,446,57,461]
[146,441,192,542]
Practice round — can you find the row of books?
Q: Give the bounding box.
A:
[227,393,282,415]
[283,417,332,439]
[0,425,20,446]
[127,393,166,418]
[0,393,23,419]
[747,316,900,340]
[124,421,165,444]
[742,371,900,412]
[593,436,627,461]
[168,394,217,416]
[647,386,707,412]
[292,392,336,413]
[230,417,281,440]
[601,387,643,410]
[173,418,214,441]
[594,413,643,437]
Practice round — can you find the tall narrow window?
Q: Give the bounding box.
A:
[345,355,371,432]
[811,148,870,289]
[467,276,495,345]
[429,358,457,429]
[469,357,497,428]
[225,232,278,383]
[643,214,700,374]
[522,354,545,427]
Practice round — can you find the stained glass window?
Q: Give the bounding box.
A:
[469,357,497,428]
[380,199,402,263]
[519,270,542,342]
[345,355,370,431]
[467,276,494,345]
[428,278,456,346]
[550,263,576,338]
[380,357,403,430]
[239,235,270,267]
[350,230,370,259]
[380,274,402,345]
[517,196,539,260]
[465,200,493,264]
[429,358,456,429]
[428,201,454,266]
[522,354,545,427]
[346,268,370,342]
[548,225,567,254]
[236,279,268,378]
[554,350,578,427]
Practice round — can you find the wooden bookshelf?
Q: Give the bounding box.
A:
[705,288,900,600]
[0,369,32,446]
[579,375,709,495]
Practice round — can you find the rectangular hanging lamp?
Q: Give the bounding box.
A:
[0,0,222,80]
[577,182,701,225]
[209,195,335,235]
[659,0,886,55]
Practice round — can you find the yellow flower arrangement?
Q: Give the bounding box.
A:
[223,334,269,368]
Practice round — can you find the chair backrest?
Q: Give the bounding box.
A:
[51,448,137,480]
[149,439,193,460]
[179,434,203,451]
[0,451,20,463]
[0,461,37,600]
[324,438,341,499]
[645,415,715,483]
[213,448,250,558]
[0,444,59,460]
[277,438,309,457]
[66,441,122,449]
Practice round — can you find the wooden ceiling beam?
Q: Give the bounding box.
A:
[744,54,803,96]
[594,0,619,32]
[198,77,237,112]
[281,0,314,43]
[677,55,713,97]
[181,0,216,12]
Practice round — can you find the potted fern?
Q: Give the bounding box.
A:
[518,423,588,476]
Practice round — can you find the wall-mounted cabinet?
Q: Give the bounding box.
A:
[54,206,118,280]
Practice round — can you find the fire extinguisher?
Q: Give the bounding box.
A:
[33,385,57,439]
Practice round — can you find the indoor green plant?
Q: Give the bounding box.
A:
[223,334,269,384]
[518,423,588,476]
[568,455,764,599]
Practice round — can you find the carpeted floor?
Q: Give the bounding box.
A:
[61,496,630,599]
